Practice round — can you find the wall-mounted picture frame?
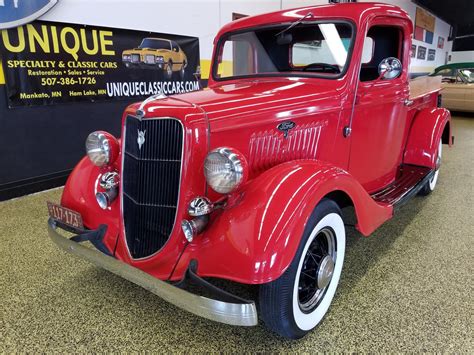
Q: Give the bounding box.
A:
[428,49,436,61]
[417,45,427,60]
[411,44,416,58]
[437,36,445,49]
[414,7,435,44]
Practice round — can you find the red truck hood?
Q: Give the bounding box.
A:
[134,77,347,128]
[170,77,346,129]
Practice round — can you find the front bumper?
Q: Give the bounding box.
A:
[47,218,258,326]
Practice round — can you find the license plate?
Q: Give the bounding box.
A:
[47,201,84,229]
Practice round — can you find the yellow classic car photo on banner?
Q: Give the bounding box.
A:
[122,37,188,79]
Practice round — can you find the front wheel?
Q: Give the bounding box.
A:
[165,60,173,80]
[259,199,346,339]
[419,140,442,196]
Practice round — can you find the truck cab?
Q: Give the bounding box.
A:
[48,3,453,339]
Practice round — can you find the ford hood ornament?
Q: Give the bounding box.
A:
[137,129,146,150]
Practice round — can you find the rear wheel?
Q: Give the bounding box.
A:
[419,140,442,196]
[259,199,346,339]
[180,61,186,79]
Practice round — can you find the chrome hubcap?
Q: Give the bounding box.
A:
[317,255,334,289]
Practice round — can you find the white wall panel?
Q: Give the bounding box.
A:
[219,0,279,25]
[449,51,474,63]
[282,0,326,8]
[41,0,221,62]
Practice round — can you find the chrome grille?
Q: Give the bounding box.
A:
[145,55,155,64]
[131,54,140,63]
[122,116,183,259]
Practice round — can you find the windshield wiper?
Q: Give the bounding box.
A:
[275,12,314,38]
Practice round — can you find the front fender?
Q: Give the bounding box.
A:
[404,108,452,168]
[175,160,392,284]
[61,156,120,253]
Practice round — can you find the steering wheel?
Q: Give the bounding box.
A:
[302,63,340,73]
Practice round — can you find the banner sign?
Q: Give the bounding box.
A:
[0,21,200,107]
[0,0,58,30]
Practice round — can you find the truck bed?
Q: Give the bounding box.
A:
[409,75,442,100]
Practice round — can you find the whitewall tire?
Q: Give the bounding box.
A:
[259,199,346,339]
[419,140,442,196]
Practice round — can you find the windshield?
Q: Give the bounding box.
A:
[213,22,353,80]
[459,68,474,83]
[139,39,170,50]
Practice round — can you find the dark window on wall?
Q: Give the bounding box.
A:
[360,26,403,82]
[232,13,248,21]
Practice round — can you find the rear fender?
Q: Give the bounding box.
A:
[61,156,120,253]
[178,160,392,284]
[404,108,452,168]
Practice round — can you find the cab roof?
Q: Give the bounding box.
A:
[215,2,411,42]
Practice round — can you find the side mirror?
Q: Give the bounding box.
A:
[378,57,402,80]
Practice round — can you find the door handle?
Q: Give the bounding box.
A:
[343,126,352,138]
[404,99,414,106]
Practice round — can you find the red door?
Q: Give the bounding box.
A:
[348,80,409,192]
[347,21,411,193]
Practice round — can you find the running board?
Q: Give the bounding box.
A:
[371,165,435,211]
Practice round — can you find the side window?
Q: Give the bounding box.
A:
[216,33,256,78]
[172,41,179,52]
[361,36,375,64]
[360,26,403,82]
[437,68,454,77]
[437,69,456,83]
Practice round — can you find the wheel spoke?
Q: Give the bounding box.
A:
[301,271,316,280]
[308,251,320,264]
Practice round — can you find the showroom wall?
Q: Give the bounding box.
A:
[364,0,452,73]
[449,51,474,63]
[38,0,318,79]
[38,0,452,77]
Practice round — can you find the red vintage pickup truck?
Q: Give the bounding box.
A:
[48,3,453,339]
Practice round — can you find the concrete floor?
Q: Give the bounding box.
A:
[1,116,473,352]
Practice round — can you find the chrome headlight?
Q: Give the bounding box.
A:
[204,147,247,194]
[85,131,118,167]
